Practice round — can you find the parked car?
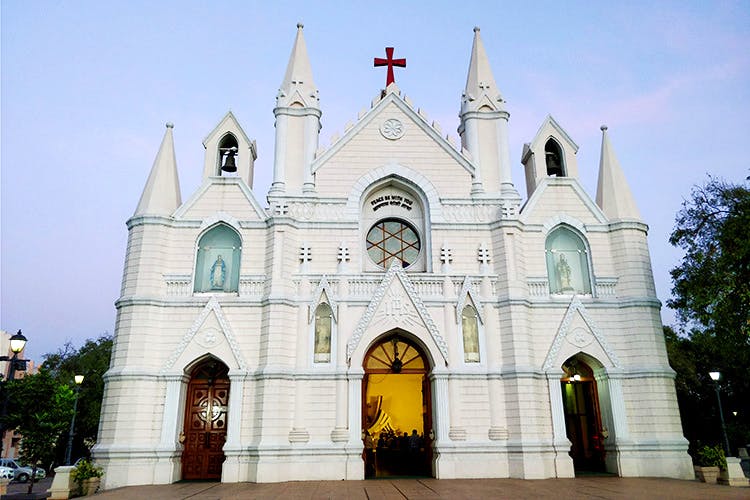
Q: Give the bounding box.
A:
[0,466,14,480]
[0,458,46,483]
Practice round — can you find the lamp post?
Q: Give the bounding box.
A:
[0,330,28,458]
[64,374,84,465]
[709,371,732,456]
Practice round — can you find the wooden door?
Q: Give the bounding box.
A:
[182,360,229,480]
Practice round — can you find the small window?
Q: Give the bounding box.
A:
[544,138,565,177]
[461,305,480,363]
[545,226,592,295]
[194,224,241,293]
[314,303,332,363]
[365,218,421,269]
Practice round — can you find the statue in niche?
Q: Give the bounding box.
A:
[557,253,573,291]
[210,255,226,290]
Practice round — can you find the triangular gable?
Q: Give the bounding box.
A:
[312,92,475,178]
[455,276,484,325]
[528,115,579,154]
[519,176,608,224]
[346,260,448,364]
[202,110,253,148]
[542,296,620,371]
[308,275,338,323]
[162,296,248,373]
[173,177,268,221]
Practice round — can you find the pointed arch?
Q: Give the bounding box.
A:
[194,223,241,293]
[545,224,593,295]
[544,136,566,177]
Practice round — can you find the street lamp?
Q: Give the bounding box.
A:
[0,330,28,457]
[65,375,84,465]
[709,371,731,456]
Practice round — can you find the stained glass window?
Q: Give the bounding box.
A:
[314,303,332,363]
[462,305,480,363]
[366,218,421,269]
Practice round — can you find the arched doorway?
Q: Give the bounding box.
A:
[362,333,432,478]
[181,358,230,480]
[560,357,606,473]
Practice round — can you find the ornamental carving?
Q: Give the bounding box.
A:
[380,118,405,140]
[567,327,593,348]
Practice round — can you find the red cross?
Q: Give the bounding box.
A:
[374,47,406,87]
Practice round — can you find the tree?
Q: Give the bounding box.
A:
[2,369,75,493]
[41,334,112,463]
[667,176,750,455]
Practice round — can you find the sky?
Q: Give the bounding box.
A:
[1,1,749,362]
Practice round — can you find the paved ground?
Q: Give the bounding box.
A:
[82,477,749,499]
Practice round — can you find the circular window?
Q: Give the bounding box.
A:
[366,219,421,268]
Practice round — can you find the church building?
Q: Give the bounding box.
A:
[94,25,693,487]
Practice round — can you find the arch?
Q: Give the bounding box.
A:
[361,331,433,478]
[181,356,230,480]
[313,302,333,363]
[194,223,242,293]
[217,133,239,176]
[358,175,432,272]
[544,137,566,177]
[460,305,480,363]
[559,354,607,473]
[545,225,593,295]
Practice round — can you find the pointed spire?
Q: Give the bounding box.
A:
[134,123,182,217]
[277,22,319,108]
[596,125,641,220]
[462,27,504,113]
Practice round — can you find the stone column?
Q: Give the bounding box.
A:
[331,376,349,442]
[270,113,288,193]
[432,373,450,443]
[347,370,364,445]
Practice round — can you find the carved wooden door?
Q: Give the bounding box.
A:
[182,361,229,480]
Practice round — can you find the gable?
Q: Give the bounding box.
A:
[175,177,267,221]
[313,94,475,198]
[519,177,607,226]
[347,260,448,365]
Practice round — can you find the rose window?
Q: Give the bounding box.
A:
[366,219,421,268]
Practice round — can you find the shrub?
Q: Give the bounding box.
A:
[71,459,103,488]
[694,444,727,470]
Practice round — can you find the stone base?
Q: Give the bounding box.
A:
[718,457,750,487]
[47,465,76,500]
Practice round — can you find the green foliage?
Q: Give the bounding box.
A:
[41,334,112,462]
[2,369,75,468]
[666,176,750,456]
[71,458,103,487]
[694,444,727,470]
[668,176,750,336]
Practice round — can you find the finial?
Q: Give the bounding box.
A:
[166,122,174,129]
[297,22,304,29]
[600,124,608,131]
[474,26,480,33]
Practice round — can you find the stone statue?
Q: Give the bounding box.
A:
[210,255,226,289]
[557,254,572,291]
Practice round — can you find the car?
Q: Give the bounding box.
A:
[0,466,14,480]
[0,458,46,483]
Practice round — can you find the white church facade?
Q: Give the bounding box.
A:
[93,26,694,487]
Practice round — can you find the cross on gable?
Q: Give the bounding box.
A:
[440,244,453,264]
[299,244,312,263]
[478,243,491,265]
[478,81,491,90]
[337,244,350,262]
[273,203,289,216]
[374,47,406,87]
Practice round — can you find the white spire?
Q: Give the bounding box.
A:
[277,22,319,108]
[596,125,641,220]
[134,123,182,217]
[462,27,504,113]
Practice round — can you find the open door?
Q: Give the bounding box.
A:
[362,334,432,478]
[181,358,230,480]
[561,358,606,473]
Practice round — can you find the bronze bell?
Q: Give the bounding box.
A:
[221,147,238,173]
